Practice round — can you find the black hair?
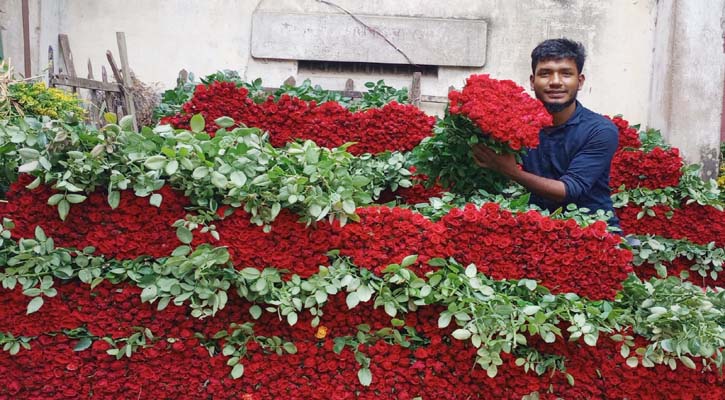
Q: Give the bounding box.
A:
[531,38,586,74]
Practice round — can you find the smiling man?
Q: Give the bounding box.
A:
[472,38,620,229]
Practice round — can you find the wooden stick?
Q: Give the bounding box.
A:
[105,51,123,84]
[47,46,55,87]
[58,34,77,93]
[116,32,137,131]
[411,72,422,107]
[50,74,121,92]
[101,66,114,116]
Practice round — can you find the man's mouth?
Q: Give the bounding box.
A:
[544,91,567,99]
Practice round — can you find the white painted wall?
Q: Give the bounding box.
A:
[0,0,721,172]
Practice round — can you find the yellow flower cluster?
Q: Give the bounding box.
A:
[9,82,85,119]
[718,163,725,189]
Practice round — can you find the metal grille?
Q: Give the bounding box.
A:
[298,60,438,77]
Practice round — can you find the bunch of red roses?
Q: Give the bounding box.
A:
[448,74,552,151]
[610,147,683,190]
[617,202,725,248]
[159,81,435,155]
[1,175,188,260]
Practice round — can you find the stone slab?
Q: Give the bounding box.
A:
[251,11,487,67]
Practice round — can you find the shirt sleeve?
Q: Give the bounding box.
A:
[559,124,619,203]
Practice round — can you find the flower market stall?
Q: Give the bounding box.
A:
[0,70,723,399]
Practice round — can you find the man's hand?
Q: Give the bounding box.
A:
[471,144,519,177]
[471,143,567,202]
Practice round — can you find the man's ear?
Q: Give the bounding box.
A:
[529,74,534,91]
[578,74,586,90]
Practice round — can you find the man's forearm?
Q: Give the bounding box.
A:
[506,168,567,203]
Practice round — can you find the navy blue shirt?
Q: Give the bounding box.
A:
[521,102,620,227]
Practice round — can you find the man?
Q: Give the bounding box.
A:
[471,38,620,228]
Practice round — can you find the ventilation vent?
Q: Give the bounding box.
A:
[298,60,438,77]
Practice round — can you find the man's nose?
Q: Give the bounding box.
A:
[549,73,563,86]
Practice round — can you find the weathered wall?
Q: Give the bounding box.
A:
[1,0,722,173]
[648,0,725,178]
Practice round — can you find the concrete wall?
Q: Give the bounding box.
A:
[1,0,722,173]
[648,0,725,178]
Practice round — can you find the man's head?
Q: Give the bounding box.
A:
[530,38,586,114]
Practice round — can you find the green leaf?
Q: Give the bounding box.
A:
[119,115,135,130]
[346,292,360,309]
[108,191,121,209]
[286,312,298,326]
[57,199,70,221]
[190,114,205,133]
[283,342,297,354]
[144,155,167,170]
[231,363,245,379]
[465,264,477,278]
[74,337,93,351]
[65,194,87,204]
[140,285,158,302]
[400,254,418,268]
[451,329,471,340]
[522,305,540,316]
[164,159,179,175]
[438,312,452,328]
[176,226,193,244]
[26,296,44,314]
[357,367,372,386]
[149,193,163,207]
[211,171,228,188]
[230,171,247,187]
[249,305,262,319]
[215,116,235,128]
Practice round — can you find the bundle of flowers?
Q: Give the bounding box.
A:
[610,147,683,190]
[159,81,435,155]
[447,74,552,151]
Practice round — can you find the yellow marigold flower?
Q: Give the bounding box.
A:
[315,325,329,339]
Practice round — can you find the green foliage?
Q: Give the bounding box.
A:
[7,82,85,121]
[639,127,670,152]
[0,115,411,227]
[348,80,409,111]
[104,327,156,359]
[630,235,724,281]
[618,275,724,369]
[612,164,723,214]
[411,113,511,196]
[0,332,32,355]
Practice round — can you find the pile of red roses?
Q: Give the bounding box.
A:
[607,115,642,150]
[2,179,631,300]
[633,257,725,288]
[447,74,552,151]
[421,203,632,300]
[0,175,188,260]
[159,82,435,155]
[1,282,722,399]
[617,202,725,248]
[610,147,683,190]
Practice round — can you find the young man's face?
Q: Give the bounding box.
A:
[530,58,585,113]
